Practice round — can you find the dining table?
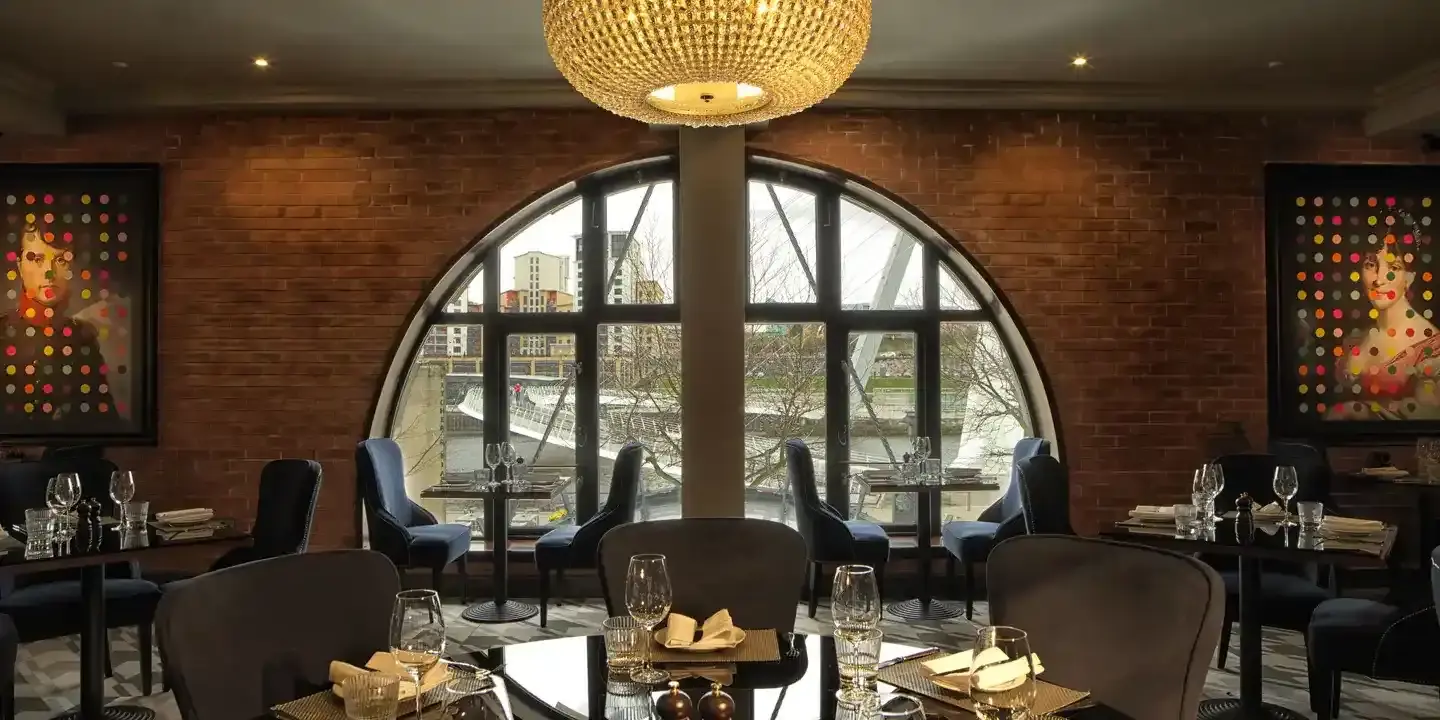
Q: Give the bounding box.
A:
[450,634,1136,719]
[0,515,248,720]
[862,471,999,621]
[1103,514,1396,720]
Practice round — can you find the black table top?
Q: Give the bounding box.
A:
[474,634,1134,720]
[1102,517,1396,567]
[0,517,248,574]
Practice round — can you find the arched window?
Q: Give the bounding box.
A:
[374,153,1054,539]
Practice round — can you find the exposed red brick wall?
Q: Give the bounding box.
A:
[754,110,1435,532]
[0,112,671,547]
[0,108,1431,545]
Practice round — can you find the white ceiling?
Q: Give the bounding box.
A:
[0,0,1437,133]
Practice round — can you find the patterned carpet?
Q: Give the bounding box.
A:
[13,598,1437,720]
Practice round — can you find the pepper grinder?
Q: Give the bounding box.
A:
[1234,491,1255,543]
[697,682,735,720]
[655,681,694,720]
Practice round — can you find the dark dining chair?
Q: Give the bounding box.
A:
[211,459,323,571]
[0,614,15,720]
[598,518,808,635]
[988,535,1225,720]
[1015,455,1074,535]
[157,551,401,720]
[535,441,645,627]
[1211,453,1331,670]
[784,439,889,618]
[1305,545,1440,718]
[0,457,158,695]
[941,436,1050,619]
[355,438,469,600]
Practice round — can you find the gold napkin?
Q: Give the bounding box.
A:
[1324,515,1385,531]
[329,652,449,702]
[921,648,1046,694]
[662,609,746,650]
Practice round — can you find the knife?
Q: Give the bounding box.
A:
[876,647,939,669]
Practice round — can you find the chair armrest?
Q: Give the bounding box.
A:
[993,512,1027,543]
[1373,605,1440,679]
[367,506,415,564]
[409,501,438,527]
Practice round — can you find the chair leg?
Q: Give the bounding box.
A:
[458,554,469,604]
[875,563,886,603]
[539,569,551,628]
[1329,670,1342,718]
[1216,609,1233,670]
[1,672,12,720]
[963,560,975,620]
[432,566,444,598]
[139,622,154,696]
[807,561,820,619]
[104,629,114,678]
[945,555,956,599]
[556,568,567,607]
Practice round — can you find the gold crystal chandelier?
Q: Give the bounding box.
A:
[542,0,872,127]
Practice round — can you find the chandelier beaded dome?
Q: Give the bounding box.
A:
[542,0,872,126]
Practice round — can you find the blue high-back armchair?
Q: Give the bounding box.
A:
[941,436,1050,619]
[785,439,890,619]
[355,439,470,601]
[534,441,644,627]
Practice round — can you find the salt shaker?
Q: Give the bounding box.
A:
[655,681,694,720]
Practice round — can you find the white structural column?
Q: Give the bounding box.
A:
[677,127,748,517]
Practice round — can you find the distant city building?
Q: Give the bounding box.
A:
[420,299,483,358]
[515,251,571,299]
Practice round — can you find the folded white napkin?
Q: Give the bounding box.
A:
[1323,516,1385,531]
[662,609,746,650]
[155,508,213,523]
[1253,503,1285,516]
[1130,505,1175,516]
[1360,466,1409,478]
[922,648,1045,693]
[330,652,451,702]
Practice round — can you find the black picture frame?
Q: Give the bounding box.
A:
[0,163,160,446]
[1266,162,1440,443]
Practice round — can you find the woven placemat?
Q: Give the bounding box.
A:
[271,670,491,720]
[877,652,1089,717]
[650,628,780,664]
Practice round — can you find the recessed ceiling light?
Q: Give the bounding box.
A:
[1071,56,1089,68]
[111,61,128,69]
[253,57,271,68]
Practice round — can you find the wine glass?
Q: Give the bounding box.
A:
[484,443,502,487]
[390,589,446,719]
[911,436,931,460]
[969,626,1037,720]
[45,475,68,514]
[499,442,517,484]
[1205,463,1226,519]
[625,553,672,684]
[109,471,135,529]
[832,565,881,638]
[1273,466,1300,527]
[1194,466,1220,521]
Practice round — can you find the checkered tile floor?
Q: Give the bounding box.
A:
[13,599,1437,719]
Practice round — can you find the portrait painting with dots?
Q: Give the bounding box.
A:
[1267,163,1440,441]
[0,164,158,444]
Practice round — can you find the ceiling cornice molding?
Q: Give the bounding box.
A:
[1364,60,1440,137]
[0,62,64,135]
[66,78,1375,116]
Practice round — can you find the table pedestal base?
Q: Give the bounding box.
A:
[885,598,964,621]
[1197,698,1307,720]
[462,600,539,624]
[56,704,157,720]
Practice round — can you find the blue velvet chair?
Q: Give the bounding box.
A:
[534,441,644,627]
[1306,546,1440,718]
[1015,455,1074,536]
[355,439,469,600]
[941,436,1050,619]
[785,439,889,619]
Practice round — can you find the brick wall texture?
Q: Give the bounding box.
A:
[1,109,1433,545]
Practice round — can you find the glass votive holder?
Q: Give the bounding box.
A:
[24,508,54,542]
[603,616,645,669]
[1297,501,1324,529]
[1173,504,1198,534]
[439,661,491,714]
[1190,492,1213,522]
[341,672,400,720]
[120,501,149,529]
[835,628,884,690]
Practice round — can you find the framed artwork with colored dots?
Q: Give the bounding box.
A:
[0,163,158,445]
[1267,163,1440,442]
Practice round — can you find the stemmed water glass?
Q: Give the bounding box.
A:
[48,473,81,539]
[109,471,136,530]
[484,443,502,488]
[625,553,673,684]
[1206,463,1226,519]
[390,589,446,719]
[1273,466,1300,527]
[911,436,931,460]
[499,442,517,485]
[831,564,881,638]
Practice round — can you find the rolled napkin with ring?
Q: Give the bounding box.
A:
[155,508,214,524]
[660,609,746,651]
[330,652,450,702]
[922,647,1046,694]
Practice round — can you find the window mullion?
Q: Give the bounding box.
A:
[575,181,606,521]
